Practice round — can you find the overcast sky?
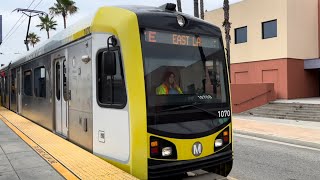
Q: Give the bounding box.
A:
[0,0,242,65]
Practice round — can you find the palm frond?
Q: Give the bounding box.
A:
[27,32,41,47]
[49,0,78,28]
[37,14,57,38]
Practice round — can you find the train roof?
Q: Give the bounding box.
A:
[1,4,221,71]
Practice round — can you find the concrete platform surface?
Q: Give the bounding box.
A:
[0,120,63,180]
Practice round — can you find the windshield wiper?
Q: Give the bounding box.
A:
[159,103,218,117]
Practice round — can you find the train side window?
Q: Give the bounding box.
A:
[97,49,127,108]
[63,60,68,101]
[11,70,16,95]
[17,70,21,95]
[24,70,33,96]
[56,62,61,101]
[34,66,46,98]
[4,76,7,95]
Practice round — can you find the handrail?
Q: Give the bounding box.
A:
[234,90,272,106]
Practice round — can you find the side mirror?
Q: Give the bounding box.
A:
[101,51,117,76]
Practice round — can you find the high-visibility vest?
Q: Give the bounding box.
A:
[156,84,183,95]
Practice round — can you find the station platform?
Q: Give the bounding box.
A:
[0,106,231,180]
[0,118,63,180]
[0,107,136,180]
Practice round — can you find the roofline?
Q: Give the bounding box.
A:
[4,5,222,70]
[205,0,244,13]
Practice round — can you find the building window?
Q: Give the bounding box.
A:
[262,20,277,39]
[235,26,247,44]
[34,66,46,98]
[97,48,127,108]
[24,70,32,96]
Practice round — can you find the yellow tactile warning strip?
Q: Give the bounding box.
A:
[0,107,137,180]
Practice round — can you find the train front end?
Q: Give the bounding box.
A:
[137,6,233,179]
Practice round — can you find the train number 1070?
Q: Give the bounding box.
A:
[218,110,231,118]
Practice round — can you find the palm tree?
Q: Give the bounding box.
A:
[200,0,204,19]
[27,32,40,48]
[36,15,57,39]
[194,0,199,18]
[177,0,182,12]
[223,0,231,81]
[49,0,78,29]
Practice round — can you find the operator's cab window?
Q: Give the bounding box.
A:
[97,48,127,108]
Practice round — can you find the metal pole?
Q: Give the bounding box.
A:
[223,0,231,83]
[24,15,31,51]
[13,9,47,51]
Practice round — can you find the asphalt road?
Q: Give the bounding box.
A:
[229,134,320,180]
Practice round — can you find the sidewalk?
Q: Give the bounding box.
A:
[273,97,320,104]
[233,115,320,149]
[0,120,63,180]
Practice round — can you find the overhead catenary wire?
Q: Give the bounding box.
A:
[2,0,44,44]
[1,0,44,46]
[1,0,36,45]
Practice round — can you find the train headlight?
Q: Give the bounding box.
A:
[162,147,173,157]
[177,15,186,27]
[150,136,177,159]
[214,139,223,148]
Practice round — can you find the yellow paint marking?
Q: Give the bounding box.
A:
[0,107,137,180]
[0,117,79,180]
[227,176,238,180]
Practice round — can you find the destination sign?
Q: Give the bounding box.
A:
[144,30,220,49]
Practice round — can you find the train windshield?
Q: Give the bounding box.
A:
[141,29,230,137]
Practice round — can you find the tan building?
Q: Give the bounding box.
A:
[205,0,320,100]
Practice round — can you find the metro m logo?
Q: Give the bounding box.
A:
[192,142,202,156]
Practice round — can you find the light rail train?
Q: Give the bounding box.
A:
[0,4,233,179]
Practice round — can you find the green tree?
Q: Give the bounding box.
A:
[36,15,57,39]
[177,0,182,12]
[49,0,78,29]
[27,32,40,48]
[200,0,204,19]
[194,0,199,18]
[223,0,231,80]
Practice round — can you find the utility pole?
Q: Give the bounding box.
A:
[223,0,231,82]
[13,8,46,51]
[0,15,2,45]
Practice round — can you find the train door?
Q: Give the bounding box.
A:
[54,58,69,137]
[17,67,22,114]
